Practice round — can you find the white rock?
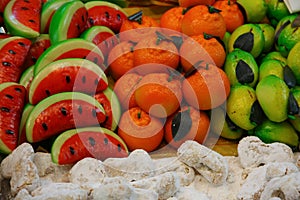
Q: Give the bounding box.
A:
[174,187,210,200]
[69,157,107,186]
[14,189,32,200]
[103,149,156,181]
[131,171,180,200]
[33,152,71,182]
[260,172,300,200]
[237,162,299,200]
[10,157,40,196]
[294,152,300,168]
[31,182,88,199]
[132,188,159,200]
[177,140,228,185]
[238,136,294,168]
[1,143,34,179]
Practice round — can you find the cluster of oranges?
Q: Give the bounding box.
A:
[107,0,245,152]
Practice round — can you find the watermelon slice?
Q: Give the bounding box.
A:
[49,0,88,44]
[33,38,105,75]
[26,92,107,143]
[29,58,108,105]
[51,127,129,164]
[4,0,42,38]
[0,0,11,26]
[0,82,26,154]
[80,25,119,60]
[40,0,77,34]
[19,64,33,102]
[94,87,121,131]
[18,103,34,145]
[0,36,31,84]
[23,34,51,69]
[85,1,128,33]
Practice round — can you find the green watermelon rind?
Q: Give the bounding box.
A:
[40,0,77,34]
[3,0,40,38]
[102,87,121,131]
[80,25,116,43]
[18,103,34,144]
[33,38,104,76]
[19,65,34,88]
[0,82,24,154]
[85,1,128,17]
[49,0,86,44]
[29,58,108,105]
[51,126,129,164]
[25,92,106,143]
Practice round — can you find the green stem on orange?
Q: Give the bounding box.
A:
[137,111,141,119]
[208,5,222,14]
[228,0,231,5]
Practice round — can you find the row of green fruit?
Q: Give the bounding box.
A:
[213,0,300,150]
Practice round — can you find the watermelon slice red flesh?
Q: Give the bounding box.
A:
[23,35,51,69]
[0,37,31,83]
[31,99,106,142]
[87,6,127,33]
[67,7,88,39]
[94,32,118,59]
[94,92,113,130]
[0,84,26,153]
[31,66,108,105]
[0,0,11,25]
[58,130,128,165]
[12,0,42,33]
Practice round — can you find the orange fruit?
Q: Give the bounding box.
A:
[213,0,245,33]
[119,14,159,43]
[180,33,226,70]
[118,106,164,152]
[160,7,185,33]
[133,32,180,74]
[113,72,142,111]
[164,105,210,148]
[178,0,216,7]
[134,72,183,118]
[182,63,230,110]
[181,5,226,39]
[107,40,135,80]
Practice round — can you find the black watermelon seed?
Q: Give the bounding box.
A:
[105,11,109,19]
[88,18,94,25]
[94,79,99,85]
[60,107,68,116]
[69,146,75,155]
[42,123,48,131]
[117,13,121,21]
[1,107,10,112]
[8,50,16,54]
[89,137,96,146]
[78,105,83,114]
[31,56,37,63]
[76,24,80,31]
[82,76,86,83]
[92,109,97,117]
[24,0,30,3]
[2,62,11,66]
[45,90,50,96]
[82,15,85,22]
[29,19,35,23]
[104,137,108,145]
[104,40,108,48]
[5,94,13,99]
[21,7,29,10]
[18,42,25,47]
[14,87,22,92]
[93,57,98,64]
[117,144,122,152]
[65,76,71,83]
[6,130,14,135]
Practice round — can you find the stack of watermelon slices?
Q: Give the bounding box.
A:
[0,0,131,165]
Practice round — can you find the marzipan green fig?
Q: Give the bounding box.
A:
[227,84,264,130]
[256,75,290,122]
[237,0,267,23]
[228,23,265,58]
[249,119,299,148]
[224,48,259,87]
